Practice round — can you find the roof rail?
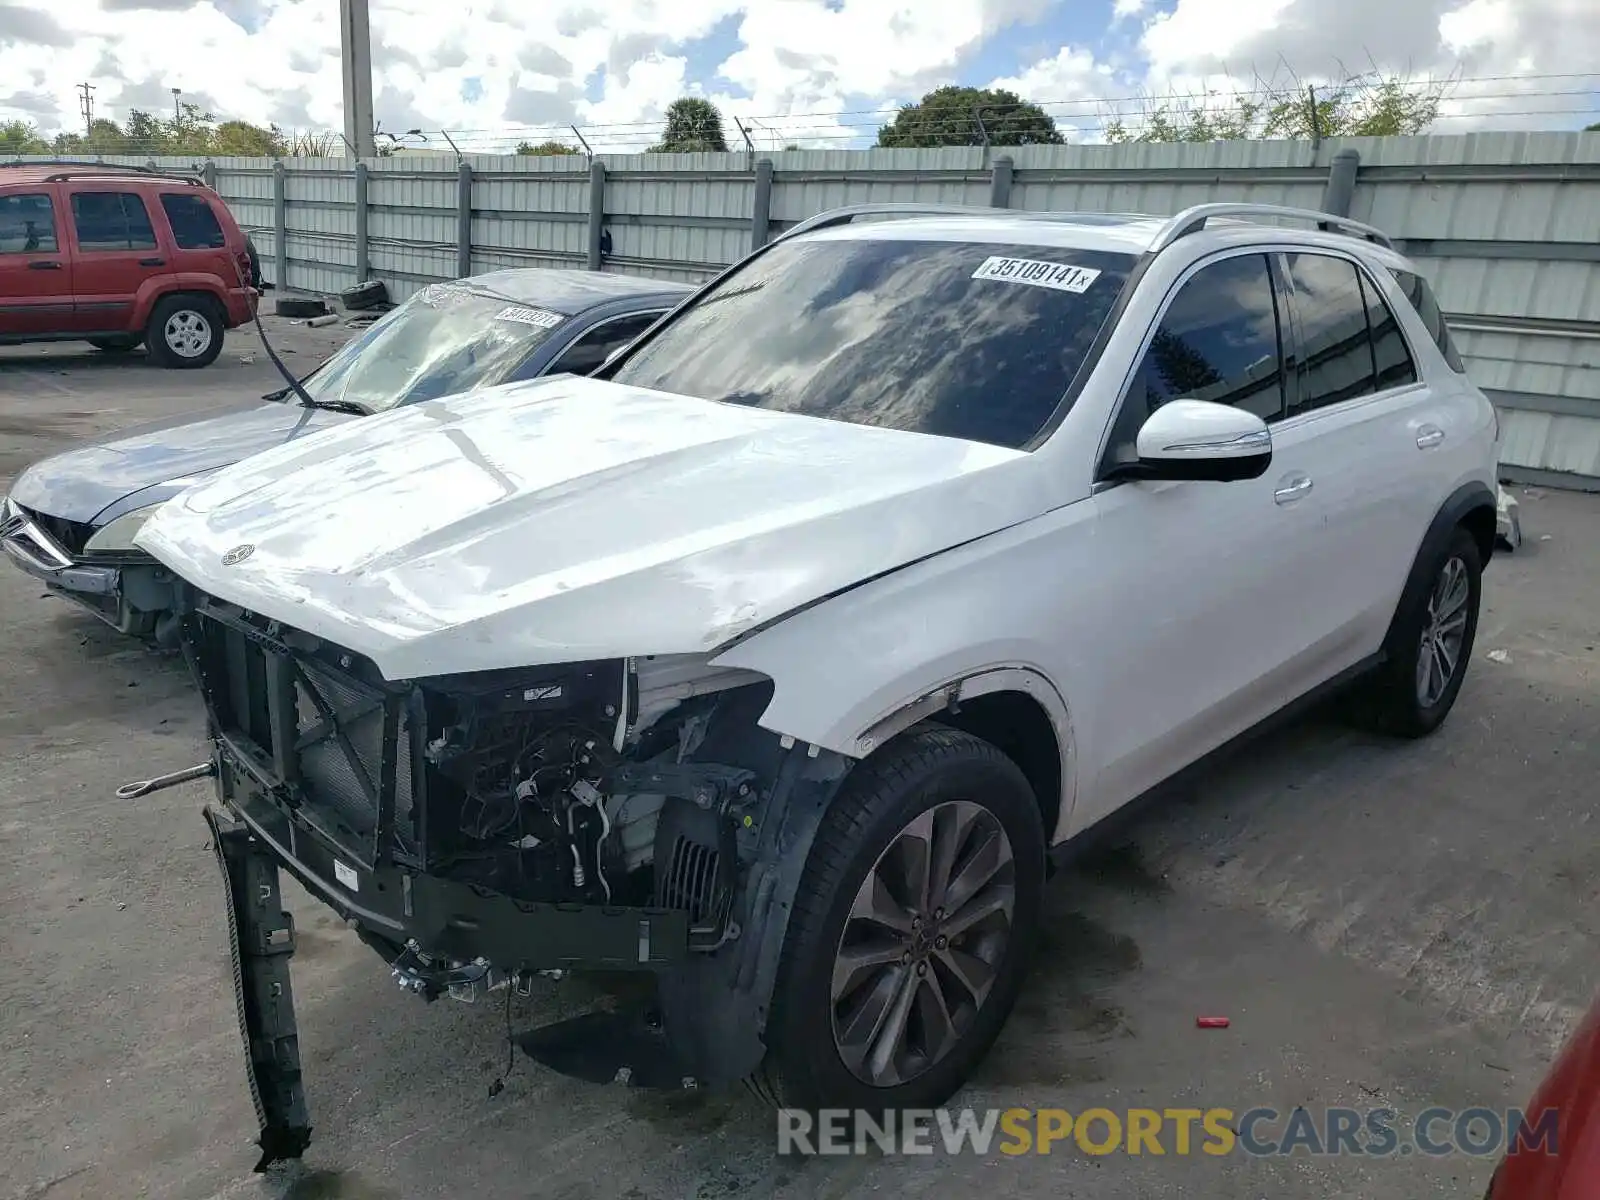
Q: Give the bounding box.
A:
[1,159,203,185]
[777,203,1007,243]
[1151,203,1394,252]
[776,203,1173,245]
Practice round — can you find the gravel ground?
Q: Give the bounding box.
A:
[2,325,1595,1200]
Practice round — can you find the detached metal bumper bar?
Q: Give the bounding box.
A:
[205,806,312,1171]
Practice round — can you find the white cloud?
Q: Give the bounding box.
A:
[0,0,1592,151]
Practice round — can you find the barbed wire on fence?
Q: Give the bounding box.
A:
[12,71,1598,160]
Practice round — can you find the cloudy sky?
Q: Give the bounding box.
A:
[0,0,1595,150]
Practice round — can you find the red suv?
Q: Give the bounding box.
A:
[0,161,257,368]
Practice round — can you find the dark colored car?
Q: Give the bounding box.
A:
[0,161,258,367]
[2,267,689,643]
[1487,991,1600,1198]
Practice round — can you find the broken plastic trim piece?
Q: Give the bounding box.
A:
[206,807,312,1171]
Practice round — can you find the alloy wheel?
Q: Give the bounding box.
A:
[1416,555,1470,707]
[830,799,1016,1088]
[164,310,213,359]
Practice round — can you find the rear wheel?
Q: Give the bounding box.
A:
[145,295,223,369]
[752,726,1044,1111]
[1351,527,1482,737]
[88,334,142,353]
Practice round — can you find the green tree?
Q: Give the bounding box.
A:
[1104,71,1453,144]
[877,85,1063,148]
[0,119,49,155]
[212,119,286,156]
[51,118,132,154]
[1586,121,1600,132]
[649,97,728,152]
[516,139,579,155]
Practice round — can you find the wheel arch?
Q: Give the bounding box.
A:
[1384,479,1496,656]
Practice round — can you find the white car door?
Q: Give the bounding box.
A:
[1273,250,1442,663]
[1075,251,1337,829]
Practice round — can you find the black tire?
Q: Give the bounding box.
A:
[144,294,224,369]
[88,335,141,353]
[339,279,388,311]
[752,726,1045,1112]
[274,295,328,319]
[1350,526,1483,738]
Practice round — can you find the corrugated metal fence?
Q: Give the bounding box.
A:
[35,134,1600,487]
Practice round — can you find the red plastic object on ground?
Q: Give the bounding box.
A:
[1196,1016,1231,1029]
[1487,989,1600,1199]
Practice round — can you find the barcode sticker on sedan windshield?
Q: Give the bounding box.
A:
[971,256,1101,294]
[494,305,564,329]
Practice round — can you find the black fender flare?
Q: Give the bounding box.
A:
[1382,480,1496,656]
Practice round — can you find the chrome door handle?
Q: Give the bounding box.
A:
[1416,425,1445,449]
[1274,474,1313,504]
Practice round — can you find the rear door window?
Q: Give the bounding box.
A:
[71,191,159,251]
[1103,252,1285,467]
[1283,252,1416,416]
[0,193,58,253]
[159,193,227,249]
[1390,268,1466,373]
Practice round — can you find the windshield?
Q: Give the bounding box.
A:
[300,283,566,413]
[609,235,1138,449]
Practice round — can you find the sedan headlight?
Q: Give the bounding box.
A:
[84,505,161,554]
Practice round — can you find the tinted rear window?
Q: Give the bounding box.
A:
[610,236,1137,450]
[160,193,226,249]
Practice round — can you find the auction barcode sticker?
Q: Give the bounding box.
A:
[971,256,1101,294]
[494,305,565,328]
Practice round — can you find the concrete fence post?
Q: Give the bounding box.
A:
[989,155,1014,208]
[750,158,774,251]
[587,161,607,271]
[353,162,370,283]
[456,162,473,279]
[1322,148,1361,217]
[200,161,217,191]
[272,160,287,291]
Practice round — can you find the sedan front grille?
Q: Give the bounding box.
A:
[18,506,92,557]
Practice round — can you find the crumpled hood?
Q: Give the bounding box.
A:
[7,401,354,524]
[136,375,1047,680]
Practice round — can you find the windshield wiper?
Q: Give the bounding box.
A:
[301,398,369,415]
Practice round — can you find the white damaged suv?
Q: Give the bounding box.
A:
[132,202,1499,1162]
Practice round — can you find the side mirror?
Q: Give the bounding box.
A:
[1127,399,1272,482]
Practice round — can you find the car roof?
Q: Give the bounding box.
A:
[792,206,1400,262]
[457,268,693,314]
[803,212,1168,256]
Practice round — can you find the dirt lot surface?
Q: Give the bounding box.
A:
[2,325,1596,1200]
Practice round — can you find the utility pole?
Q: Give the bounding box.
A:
[76,82,96,138]
[172,87,182,123]
[338,0,375,159]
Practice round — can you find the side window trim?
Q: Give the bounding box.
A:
[1277,249,1424,424]
[1093,248,1286,482]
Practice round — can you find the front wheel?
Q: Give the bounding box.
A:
[145,295,223,369]
[753,726,1044,1111]
[1353,527,1483,737]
